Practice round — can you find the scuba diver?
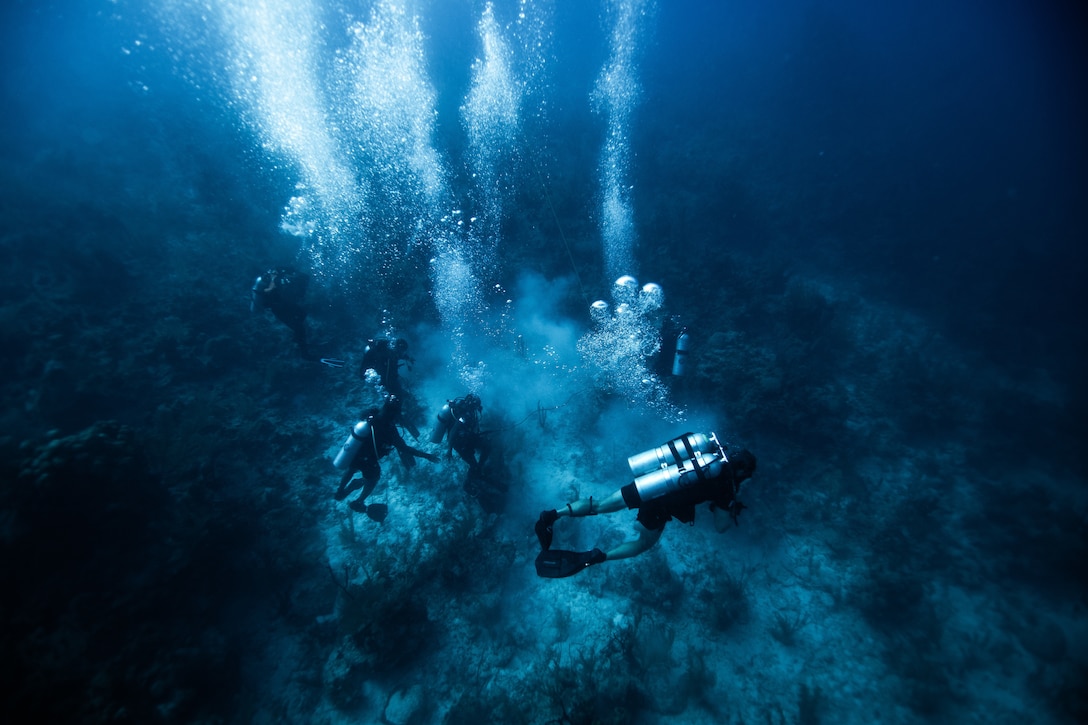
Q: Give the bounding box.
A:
[361,337,422,438]
[430,394,508,513]
[360,337,412,397]
[430,394,490,473]
[332,395,440,522]
[534,432,756,578]
[251,267,310,357]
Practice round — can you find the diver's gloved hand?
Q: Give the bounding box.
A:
[585,548,607,567]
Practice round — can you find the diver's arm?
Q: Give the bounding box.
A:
[393,430,439,463]
[556,489,627,518]
[405,444,440,463]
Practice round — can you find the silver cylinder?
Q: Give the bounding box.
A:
[430,404,454,444]
[633,450,725,501]
[672,331,690,376]
[333,420,370,470]
[627,432,712,478]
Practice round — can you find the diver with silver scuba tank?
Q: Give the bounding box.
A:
[430,393,490,473]
[429,393,508,511]
[332,395,440,522]
[533,432,757,578]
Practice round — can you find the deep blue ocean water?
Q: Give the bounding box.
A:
[1,1,1085,723]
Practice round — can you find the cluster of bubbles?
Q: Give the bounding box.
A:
[214,0,366,273]
[578,275,678,418]
[191,0,550,320]
[155,0,663,405]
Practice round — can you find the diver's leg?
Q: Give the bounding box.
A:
[535,489,626,550]
[476,436,491,468]
[349,462,381,512]
[453,443,478,469]
[602,522,664,561]
[283,306,309,356]
[334,469,362,500]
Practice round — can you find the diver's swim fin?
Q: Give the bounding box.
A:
[364,503,388,523]
[347,500,387,523]
[535,548,605,578]
[535,509,558,550]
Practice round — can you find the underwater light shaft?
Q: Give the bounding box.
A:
[176,0,662,397]
[217,0,365,268]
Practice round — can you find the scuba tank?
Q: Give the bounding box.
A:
[671,329,690,376]
[430,403,455,444]
[250,275,264,312]
[333,420,372,470]
[628,432,726,502]
[431,395,482,444]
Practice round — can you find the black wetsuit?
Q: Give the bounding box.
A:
[252,268,309,354]
[341,412,429,487]
[361,339,409,396]
[446,399,490,470]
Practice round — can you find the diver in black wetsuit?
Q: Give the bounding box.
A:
[360,337,412,397]
[534,433,756,578]
[332,395,439,522]
[251,268,310,357]
[429,394,490,474]
[360,337,424,438]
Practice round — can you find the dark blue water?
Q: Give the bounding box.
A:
[2,1,1084,723]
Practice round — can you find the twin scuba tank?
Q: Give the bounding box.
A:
[333,419,373,470]
[628,431,726,502]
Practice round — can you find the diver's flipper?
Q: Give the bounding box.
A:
[364,503,388,523]
[535,548,604,578]
[535,510,558,550]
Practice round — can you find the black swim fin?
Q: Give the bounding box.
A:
[365,503,388,523]
[535,548,606,578]
[535,509,558,550]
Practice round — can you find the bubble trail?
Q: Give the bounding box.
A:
[462,1,522,275]
[215,0,366,280]
[592,0,653,282]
